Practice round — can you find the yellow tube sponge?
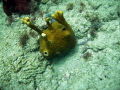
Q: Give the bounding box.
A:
[22,11,76,59]
[22,17,43,35]
[51,10,67,26]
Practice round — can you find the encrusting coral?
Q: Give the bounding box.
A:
[2,0,40,16]
[22,11,76,59]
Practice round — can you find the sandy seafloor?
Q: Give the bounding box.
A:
[0,0,120,90]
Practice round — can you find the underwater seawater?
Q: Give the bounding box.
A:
[0,0,120,90]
